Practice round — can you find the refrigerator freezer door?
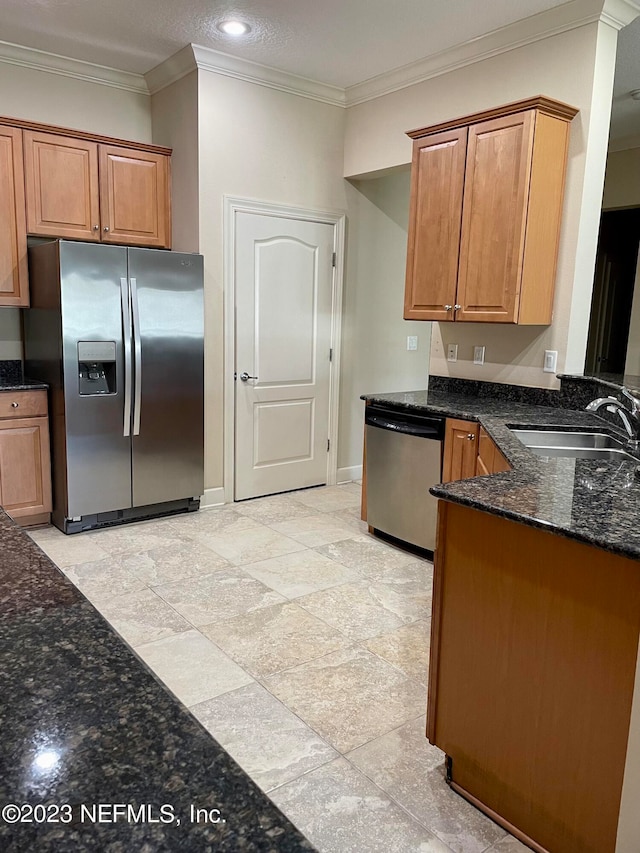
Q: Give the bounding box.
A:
[59,241,132,517]
[127,248,204,507]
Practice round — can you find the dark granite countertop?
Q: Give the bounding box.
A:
[0,510,315,852]
[362,386,640,562]
[0,360,48,391]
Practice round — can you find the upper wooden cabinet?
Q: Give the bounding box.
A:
[0,125,29,306]
[21,122,171,249]
[404,96,578,324]
[99,146,169,248]
[24,131,100,242]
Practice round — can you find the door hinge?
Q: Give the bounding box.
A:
[329,348,333,362]
[327,439,330,452]
[331,252,336,267]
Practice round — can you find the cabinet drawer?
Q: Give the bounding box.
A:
[0,390,48,419]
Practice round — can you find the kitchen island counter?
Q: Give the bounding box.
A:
[0,509,315,852]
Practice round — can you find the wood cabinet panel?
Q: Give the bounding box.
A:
[457,111,534,323]
[475,427,495,476]
[518,112,571,324]
[99,146,170,248]
[0,125,28,306]
[476,426,512,476]
[404,129,467,321]
[0,415,52,518]
[429,501,640,853]
[442,418,478,482]
[0,390,48,419]
[24,131,100,241]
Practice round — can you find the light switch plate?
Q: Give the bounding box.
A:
[543,350,558,373]
[407,335,418,351]
[447,344,458,362]
[473,346,485,365]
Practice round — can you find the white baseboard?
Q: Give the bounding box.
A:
[199,487,226,509]
[337,465,363,483]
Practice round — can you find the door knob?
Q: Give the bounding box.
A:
[454,304,462,311]
[239,372,258,382]
[103,226,110,232]
[444,304,453,311]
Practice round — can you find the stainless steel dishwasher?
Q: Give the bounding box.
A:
[365,404,444,552]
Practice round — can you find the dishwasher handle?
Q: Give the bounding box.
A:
[365,412,443,439]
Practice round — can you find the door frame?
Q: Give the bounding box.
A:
[223,196,346,503]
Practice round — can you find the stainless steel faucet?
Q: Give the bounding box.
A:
[586,387,640,449]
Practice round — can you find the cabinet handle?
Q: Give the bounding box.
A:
[454,304,462,311]
[11,402,19,408]
[93,225,100,231]
[467,433,475,440]
[103,226,110,233]
[444,304,453,311]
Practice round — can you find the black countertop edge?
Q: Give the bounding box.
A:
[0,509,316,853]
[361,387,640,563]
[0,379,49,391]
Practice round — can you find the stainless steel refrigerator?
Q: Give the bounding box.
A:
[24,239,204,533]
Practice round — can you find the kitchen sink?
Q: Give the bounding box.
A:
[510,429,638,461]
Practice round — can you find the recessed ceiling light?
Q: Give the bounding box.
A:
[217,20,251,36]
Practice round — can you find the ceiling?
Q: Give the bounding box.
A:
[1,0,639,140]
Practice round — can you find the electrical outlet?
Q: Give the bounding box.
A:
[447,344,458,362]
[473,346,485,365]
[407,335,418,351]
[543,350,558,373]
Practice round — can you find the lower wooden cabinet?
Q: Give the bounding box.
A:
[429,501,640,853]
[476,426,511,476]
[0,390,52,525]
[444,418,511,482]
[442,418,479,482]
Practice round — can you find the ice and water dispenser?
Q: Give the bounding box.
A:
[78,341,117,395]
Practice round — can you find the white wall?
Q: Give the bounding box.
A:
[151,71,199,252]
[195,72,347,490]
[0,62,152,360]
[344,22,619,389]
[603,146,640,210]
[338,169,429,475]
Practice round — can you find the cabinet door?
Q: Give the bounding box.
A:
[24,131,100,241]
[442,419,478,482]
[99,146,170,248]
[404,129,467,321]
[475,427,495,477]
[456,111,535,323]
[0,416,52,519]
[0,126,28,306]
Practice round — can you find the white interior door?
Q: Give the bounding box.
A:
[235,211,335,500]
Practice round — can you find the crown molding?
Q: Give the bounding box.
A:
[1,0,638,109]
[345,0,640,107]
[0,39,148,95]
[146,43,346,106]
[145,44,197,95]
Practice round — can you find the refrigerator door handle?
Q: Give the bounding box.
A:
[120,277,132,437]
[130,276,143,436]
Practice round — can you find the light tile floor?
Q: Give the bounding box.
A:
[29,483,528,853]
